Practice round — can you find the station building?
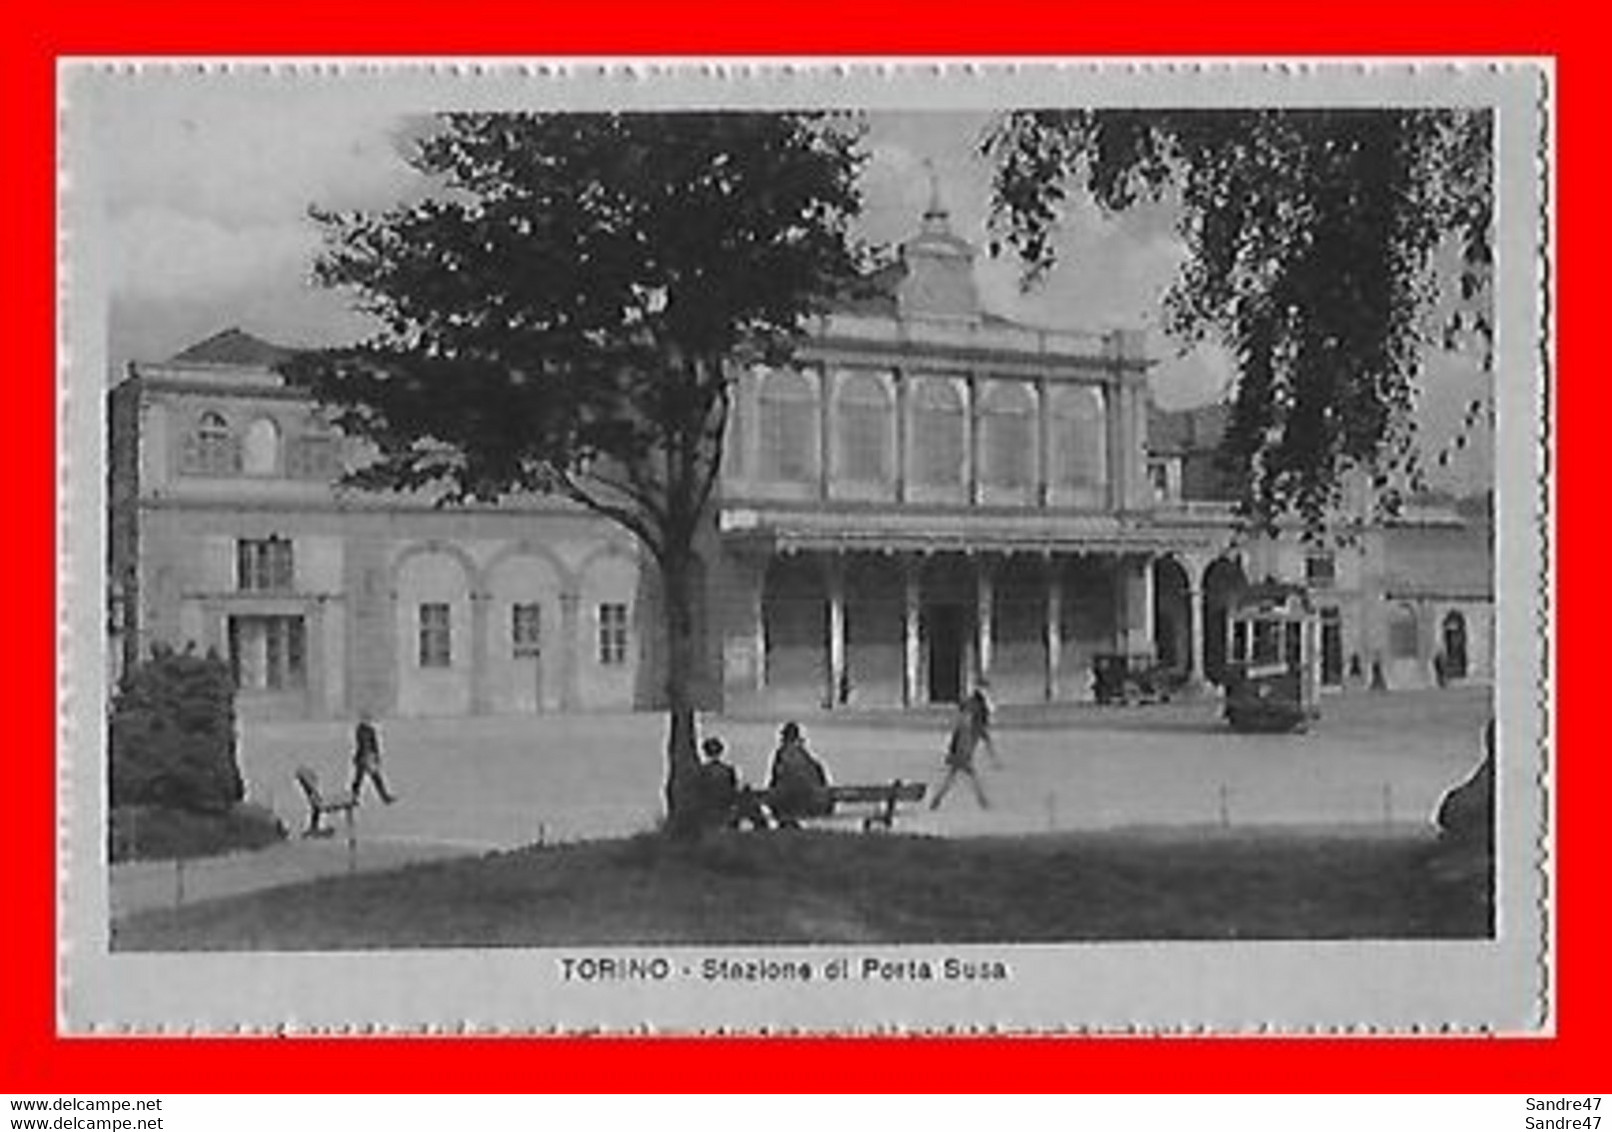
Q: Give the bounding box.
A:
[107,200,1492,720]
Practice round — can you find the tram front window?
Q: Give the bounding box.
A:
[1252,620,1281,665]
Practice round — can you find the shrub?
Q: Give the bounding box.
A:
[110,802,287,863]
[110,644,243,814]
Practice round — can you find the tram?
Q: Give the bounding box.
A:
[1222,581,1321,732]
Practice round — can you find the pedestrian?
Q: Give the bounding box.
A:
[767,721,833,829]
[930,700,990,811]
[965,681,1004,769]
[350,711,397,805]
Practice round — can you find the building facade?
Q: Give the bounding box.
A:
[108,202,1492,720]
[108,331,654,721]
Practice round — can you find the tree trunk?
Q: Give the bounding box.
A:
[659,545,705,837]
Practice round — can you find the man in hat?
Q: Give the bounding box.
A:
[697,736,771,831]
[931,699,990,811]
[766,721,833,829]
[350,710,397,805]
[964,680,1004,769]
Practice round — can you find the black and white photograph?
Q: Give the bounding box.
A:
[61,61,1551,1033]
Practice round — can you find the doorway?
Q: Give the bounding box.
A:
[1321,606,1343,686]
[1442,611,1469,680]
[925,603,966,704]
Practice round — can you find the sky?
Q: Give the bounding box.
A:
[86,79,1492,492]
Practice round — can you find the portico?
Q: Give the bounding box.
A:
[718,505,1217,711]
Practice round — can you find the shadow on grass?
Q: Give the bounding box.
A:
[111,825,1491,951]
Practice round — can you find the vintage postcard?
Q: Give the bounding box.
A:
[59,59,1552,1033]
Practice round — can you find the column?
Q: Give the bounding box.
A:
[1122,555,1158,657]
[967,373,982,506]
[1036,375,1052,508]
[200,599,225,658]
[817,367,833,501]
[305,599,326,719]
[752,564,768,694]
[825,556,846,708]
[1044,556,1063,701]
[1119,555,1154,656]
[895,369,909,504]
[903,555,922,706]
[975,555,994,681]
[469,591,490,714]
[1187,575,1206,685]
[1142,556,1157,656]
[559,589,581,711]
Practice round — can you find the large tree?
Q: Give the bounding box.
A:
[281,112,865,833]
[983,109,1493,531]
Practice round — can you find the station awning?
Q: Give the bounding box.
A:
[718,506,1218,557]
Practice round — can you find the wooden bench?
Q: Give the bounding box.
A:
[824,780,928,832]
[293,766,357,838]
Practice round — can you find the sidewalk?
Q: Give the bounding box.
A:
[109,686,1489,919]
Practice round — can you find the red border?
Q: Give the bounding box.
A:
[4,3,1594,1093]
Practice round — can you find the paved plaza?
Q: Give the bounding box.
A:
[110,685,1489,917]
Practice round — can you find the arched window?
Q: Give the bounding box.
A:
[186,410,238,475]
[1052,385,1107,491]
[911,377,965,487]
[835,370,892,484]
[981,380,1036,490]
[758,368,818,483]
[243,417,281,476]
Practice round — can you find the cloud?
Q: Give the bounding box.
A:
[109,207,319,302]
[1150,342,1234,409]
[106,207,374,372]
[88,74,418,226]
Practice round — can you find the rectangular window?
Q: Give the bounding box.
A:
[598,602,629,666]
[236,538,294,592]
[1305,553,1337,587]
[419,603,452,668]
[1148,461,1172,502]
[227,615,305,691]
[512,602,542,658]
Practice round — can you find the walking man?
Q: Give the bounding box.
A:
[930,700,990,811]
[351,711,397,805]
[965,681,1004,769]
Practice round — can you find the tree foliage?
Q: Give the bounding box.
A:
[287,112,864,556]
[983,109,1493,531]
[280,112,866,829]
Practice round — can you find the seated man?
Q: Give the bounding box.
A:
[697,737,769,831]
[766,721,833,829]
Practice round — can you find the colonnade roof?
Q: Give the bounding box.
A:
[719,506,1217,557]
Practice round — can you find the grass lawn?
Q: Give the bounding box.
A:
[111,826,1491,950]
